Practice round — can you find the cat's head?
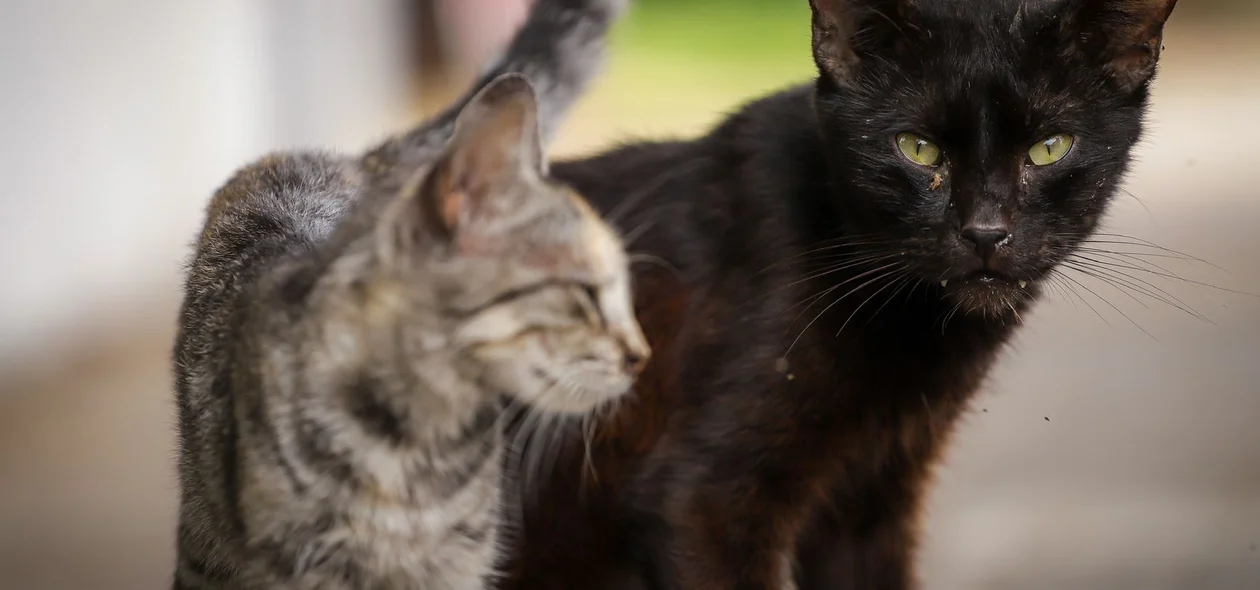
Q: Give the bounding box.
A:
[364,74,649,415]
[808,0,1177,316]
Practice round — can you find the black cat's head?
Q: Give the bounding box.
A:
[808,0,1177,316]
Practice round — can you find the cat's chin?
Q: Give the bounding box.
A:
[939,272,1036,319]
[507,366,634,416]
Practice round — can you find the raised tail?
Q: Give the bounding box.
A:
[465,0,629,145]
[368,0,629,171]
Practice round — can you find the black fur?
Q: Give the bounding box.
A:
[499,1,1179,588]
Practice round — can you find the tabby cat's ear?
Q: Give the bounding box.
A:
[414,74,545,240]
[1064,0,1178,91]
[808,0,915,85]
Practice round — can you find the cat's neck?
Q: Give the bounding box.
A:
[255,267,496,447]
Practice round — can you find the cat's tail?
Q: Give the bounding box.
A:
[465,0,629,145]
[377,0,629,162]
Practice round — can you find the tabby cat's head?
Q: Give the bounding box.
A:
[361,74,648,414]
[808,0,1177,316]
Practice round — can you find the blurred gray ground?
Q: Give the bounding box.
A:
[922,199,1260,590]
[1,22,1258,590]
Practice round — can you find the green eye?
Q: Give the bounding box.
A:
[1029,134,1074,166]
[896,132,942,167]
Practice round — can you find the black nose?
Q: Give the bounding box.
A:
[961,225,1011,261]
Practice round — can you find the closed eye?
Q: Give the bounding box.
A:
[459,279,583,318]
[580,284,599,304]
[575,284,604,326]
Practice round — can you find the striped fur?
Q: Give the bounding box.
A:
[172,2,638,588]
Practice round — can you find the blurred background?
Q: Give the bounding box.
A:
[1,0,1257,588]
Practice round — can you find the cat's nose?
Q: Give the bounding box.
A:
[961,224,1011,262]
[607,300,651,375]
[619,332,650,375]
[623,350,648,374]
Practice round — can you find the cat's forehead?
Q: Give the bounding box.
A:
[500,187,626,286]
[909,0,1063,65]
[915,0,1059,25]
[896,8,1089,127]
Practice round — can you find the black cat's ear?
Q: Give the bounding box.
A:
[408,74,544,241]
[808,0,915,85]
[1065,0,1178,91]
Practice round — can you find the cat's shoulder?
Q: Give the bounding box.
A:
[713,83,817,145]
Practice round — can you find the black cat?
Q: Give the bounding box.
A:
[499,1,1180,588]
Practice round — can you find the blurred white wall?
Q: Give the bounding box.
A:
[433,0,531,72]
[0,0,415,371]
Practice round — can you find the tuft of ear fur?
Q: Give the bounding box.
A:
[808,0,916,85]
[1065,0,1178,91]
[395,74,546,247]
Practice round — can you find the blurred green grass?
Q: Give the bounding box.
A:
[552,0,1260,153]
[551,0,817,152]
[615,0,813,69]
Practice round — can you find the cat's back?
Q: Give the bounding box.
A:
[172,151,363,585]
[549,84,821,280]
[176,152,356,379]
[190,152,357,287]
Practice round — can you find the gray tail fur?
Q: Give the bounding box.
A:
[373,0,629,166]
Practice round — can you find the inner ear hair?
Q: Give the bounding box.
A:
[810,0,864,82]
[1068,0,1179,91]
[382,75,552,259]
[809,0,919,85]
[397,75,545,244]
[450,73,544,175]
[379,159,463,256]
[420,159,465,237]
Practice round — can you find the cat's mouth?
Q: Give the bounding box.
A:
[964,270,1025,286]
[938,270,1036,316]
[940,270,1029,288]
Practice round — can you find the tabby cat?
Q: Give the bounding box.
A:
[497,0,1181,589]
[171,1,642,588]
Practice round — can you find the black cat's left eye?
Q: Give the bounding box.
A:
[895,132,943,167]
[1028,134,1075,166]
